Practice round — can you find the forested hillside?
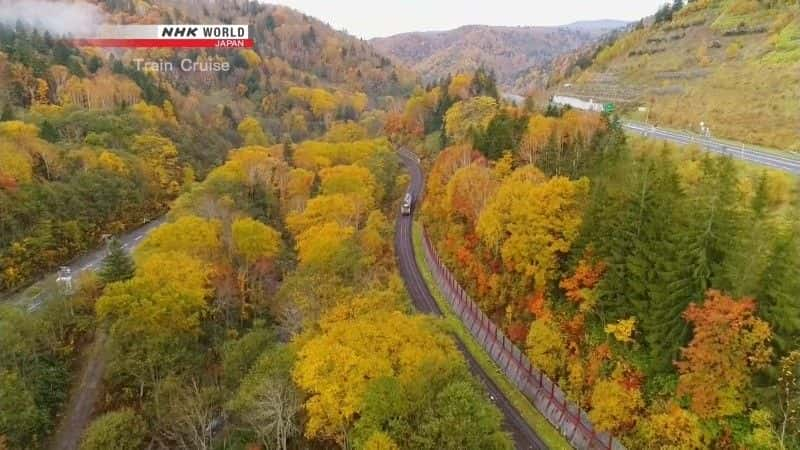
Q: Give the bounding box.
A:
[0,0,414,291]
[1,131,515,450]
[0,2,526,449]
[371,25,604,95]
[557,0,800,150]
[394,69,800,449]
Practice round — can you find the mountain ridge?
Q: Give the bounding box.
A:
[370,23,615,94]
[556,0,800,150]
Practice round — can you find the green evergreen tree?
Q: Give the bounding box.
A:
[265,15,277,32]
[590,154,692,372]
[87,55,103,74]
[474,110,527,161]
[751,172,770,219]
[1,103,14,121]
[655,3,674,23]
[756,200,800,357]
[40,120,58,142]
[718,172,772,297]
[684,157,740,293]
[99,238,135,283]
[469,66,499,99]
[624,159,689,372]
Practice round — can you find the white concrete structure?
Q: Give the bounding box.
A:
[552,95,604,112]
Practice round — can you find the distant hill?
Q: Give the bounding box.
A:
[563,19,631,32]
[557,0,800,150]
[370,24,609,94]
[98,0,414,98]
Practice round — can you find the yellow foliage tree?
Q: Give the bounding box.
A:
[293,310,457,442]
[226,145,287,193]
[295,222,355,270]
[0,121,39,140]
[237,116,271,146]
[526,320,567,379]
[33,78,49,104]
[97,151,128,175]
[97,251,210,339]
[240,49,263,68]
[292,139,390,172]
[231,217,282,265]
[336,91,368,115]
[477,171,589,291]
[444,96,497,143]
[136,216,222,263]
[605,317,637,344]
[363,432,400,450]
[286,194,363,235]
[520,115,555,165]
[0,141,33,184]
[282,110,309,138]
[284,168,315,212]
[637,403,705,449]
[130,134,181,194]
[445,165,499,222]
[132,102,174,126]
[319,164,379,208]
[288,86,337,119]
[323,121,367,143]
[589,378,644,434]
[359,210,391,266]
[448,73,472,100]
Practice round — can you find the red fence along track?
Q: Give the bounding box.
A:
[421,229,626,450]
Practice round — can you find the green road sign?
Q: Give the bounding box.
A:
[603,103,616,114]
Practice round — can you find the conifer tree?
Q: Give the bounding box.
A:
[99,238,135,283]
[40,120,58,143]
[756,198,800,357]
[677,157,738,292]
[591,155,693,372]
[0,103,14,121]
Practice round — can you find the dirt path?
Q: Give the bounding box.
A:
[49,331,107,450]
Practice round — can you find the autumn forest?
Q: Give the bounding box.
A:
[1,0,799,450]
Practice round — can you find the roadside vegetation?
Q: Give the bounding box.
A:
[392,67,800,449]
[411,222,572,450]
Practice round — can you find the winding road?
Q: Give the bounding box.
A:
[1,217,166,311]
[622,121,800,174]
[394,148,548,450]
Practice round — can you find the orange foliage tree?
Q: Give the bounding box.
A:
[675,290,772,419]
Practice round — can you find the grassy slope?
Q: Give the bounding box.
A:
[411,222,572,450]
[569,0,800,150]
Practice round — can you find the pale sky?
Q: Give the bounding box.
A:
[266,1,667,39]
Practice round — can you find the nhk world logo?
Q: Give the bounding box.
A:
[73,25,252,48]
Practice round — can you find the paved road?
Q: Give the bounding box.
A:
[550,95,800,174]
[622,121,800,174]
[1,217,166,311]
[394,148,547,450]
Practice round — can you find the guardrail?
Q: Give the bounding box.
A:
[421,228,625,450]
